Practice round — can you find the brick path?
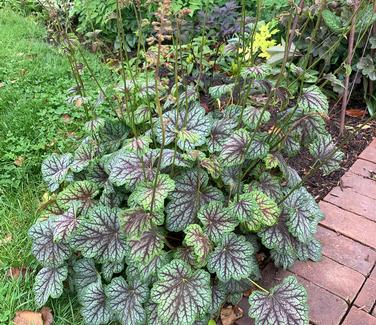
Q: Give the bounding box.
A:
[237,138,376,325]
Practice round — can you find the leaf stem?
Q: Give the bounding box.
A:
[248,278,269,294]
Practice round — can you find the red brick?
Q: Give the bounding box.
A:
[349,159,376,178]
[359,138,376,163]
[315,226,376,275]
[340,171,376,200]
[258,264,348,324]
[319,201,376,249]
[342,307,376,325]
[324,187,376,222]
[354,277,376,312]
[370,267,376,280]
[290,256,365,301]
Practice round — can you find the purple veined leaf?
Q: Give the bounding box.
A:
[33,265,68,307]
[276,154,302,187]
[57,180,99,213]
[154,149,192,169]
[208,83,235,99]
[184,224,212,264]
[248,276,308,325]
[130,106,152,125]
[227,292,243,305]
[99,187,126,208]
[240,64,272,80]
[281,130,301,157]
[136,251,172,283]
[197,202,238,244]
[128,229,165,264]
[200,156,221,179]
[242,106,271,130]
[165,169,224,232]
[145,302,163,325]
[106,277,149,325]
[50,203,82,241]
[309,134,344,176]
[245,172,283,200]
[284,188,318,243]
[173,246,199,268]
[120,208,164,239]
[108,150,156,189]
[70,206,126,262]
[298,85,329,115]
[220,278,252,294]
[71,140,98,173]
[102,261,124,282]
[29,220,70,266]
[80,280,111,325]
[41,153,73,192]
[150,259,211,325]
[84,117,105,134]
[98,119,129,153]
[155,103,211,151]
[246,134,270,160]
[123,135,152,157]
[73,258,99,293]
[207,233,257,282]
[296,237,322,262]
[223,104,242,120]
[291,108,326,142]
[128,174,175,212]
[207,117,238,153]
[221,166,243,193]
[219,128,251,167]
[271,248,297,269]
[87,160,112,189]
[208,284,227,315]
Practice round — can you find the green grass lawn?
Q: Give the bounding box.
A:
[0,9,112,324]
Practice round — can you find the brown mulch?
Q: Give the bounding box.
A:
[289,110,376,201]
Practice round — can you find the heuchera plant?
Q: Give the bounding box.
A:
[29,63,343,324]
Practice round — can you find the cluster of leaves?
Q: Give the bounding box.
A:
[28,52,344,323]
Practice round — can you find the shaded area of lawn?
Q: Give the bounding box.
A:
[0,9,111,324]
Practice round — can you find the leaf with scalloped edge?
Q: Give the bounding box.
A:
[184,224,212,264]
[121,208,164,239]
[73,258,99,292]
[248,276,308,325]
[241,64,271,79]
[151,259,211,325]
[247,135,270,160]
[57,180,99,213]
[200,156,221,179]
[128,229,164,264]
[209,83,235,99]
[42,153,73,191]
[70,206,126,262]
[71,141,98,173]
[156,149,192,169]
[284,189,318,243]
[197,202,238,243]
[145,302,163,325]
[124,136,152,157]
[276,154,302,187]
[87,160,111,189]
[108,150,156,189]
[207,233,256,282]
[29,220,70,266]
[156,103,211,151]
[209,284,227,315]
[222,166,243,192]
[128,174,175,212]
[219,128,250,167]
[207,118,238,153]
[309,134,344,176]
[84,118,105,134]
[242,106,271,130]
[298,85,329,115]
[106,277,149,325]
[245,172,283,200]
[174,246,200,268]
[271,248,297,269]
[33,265,68,307]
[166,169,224,231]
[296,238,322,262]
[98,119,129,153]
[50,204,81,242]
[102,261,124,282]
[130,106,152,125]
[99,187,125,208]
[136,251,172,282]
[228,191,279,231]
[80,280,111,325]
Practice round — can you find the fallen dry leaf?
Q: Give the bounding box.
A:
[220,305,243,325]
[0,234,12,245]
[14,156,25,167]
[40,307,53,325]
[13,311,43,325]
[7,267,29,279]
[345,108,366,117]
[74,98,83,107]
